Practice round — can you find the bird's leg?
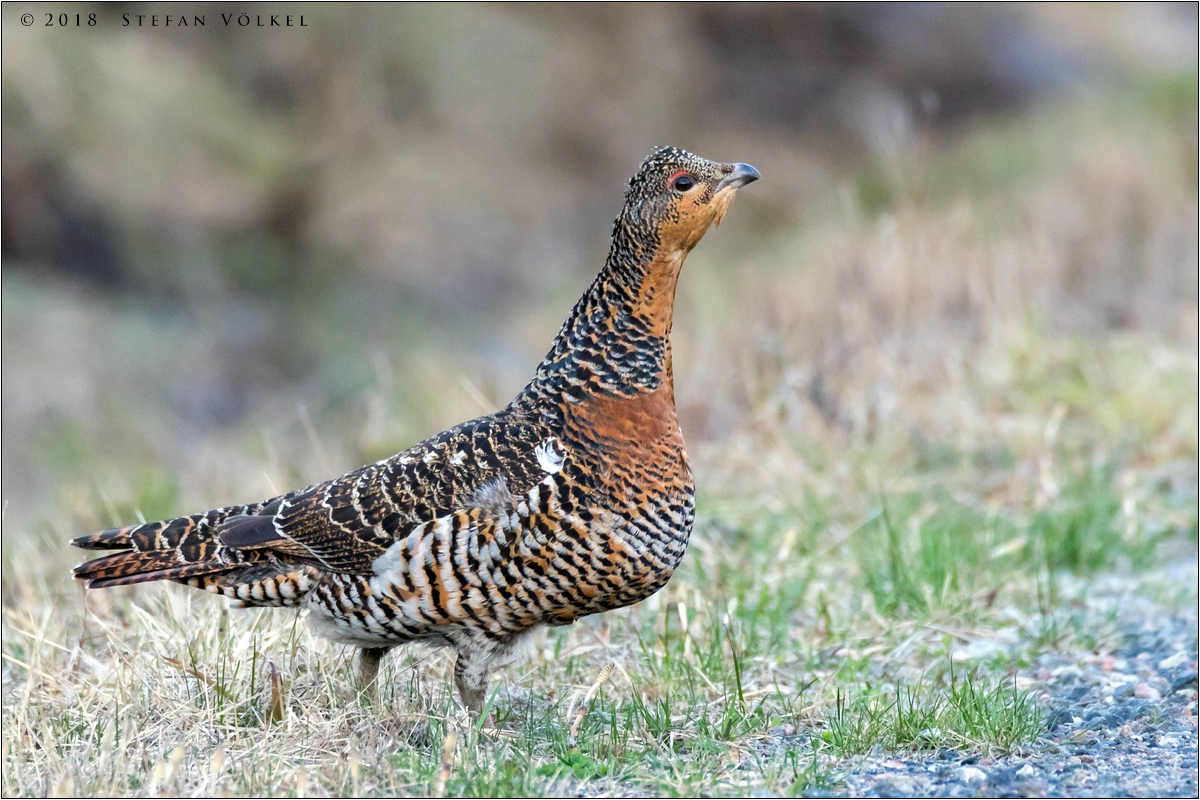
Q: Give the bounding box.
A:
[357,647,390,700]
[453,648,492,716]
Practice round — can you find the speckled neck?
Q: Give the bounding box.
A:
[520,216,680,416]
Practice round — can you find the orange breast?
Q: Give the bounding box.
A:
[565,371,690,511]
[574,374,677,446]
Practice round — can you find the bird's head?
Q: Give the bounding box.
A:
[616,146,761,260]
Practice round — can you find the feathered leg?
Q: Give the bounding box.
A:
[453,648,493,715]
[357,647,391,699]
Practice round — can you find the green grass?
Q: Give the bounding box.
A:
[822,665,1042,757]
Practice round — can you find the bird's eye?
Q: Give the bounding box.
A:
[670,172,695,192]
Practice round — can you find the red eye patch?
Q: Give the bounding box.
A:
[668,170,696,191]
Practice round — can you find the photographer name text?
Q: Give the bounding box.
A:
[122,13,307,27]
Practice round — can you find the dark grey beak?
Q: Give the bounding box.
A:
[715,163,761,193]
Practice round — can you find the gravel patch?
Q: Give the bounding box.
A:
[827,660,1197,798]
[781,558,1199,798]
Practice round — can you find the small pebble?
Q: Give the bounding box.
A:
[958,766,986,784]
[1018,778,1050,795]
[1044,709,1073,730]
[1171,670,1198,692]
[1135,682,1162,701]
[874,774,915,794]
[1158,652,1188,671]
[1016,764,1037,779]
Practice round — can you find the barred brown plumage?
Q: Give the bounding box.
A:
[70,147,760,713]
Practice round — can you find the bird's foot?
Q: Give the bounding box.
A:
[453,648,493,722]
[356,647,390,704]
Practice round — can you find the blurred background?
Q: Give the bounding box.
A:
[1,3,1196,542]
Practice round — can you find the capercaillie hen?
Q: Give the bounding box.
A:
[71,147,760,713]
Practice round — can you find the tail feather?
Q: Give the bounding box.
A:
[71,509,247,590]
[72,550,234,589]
[70,514,213,553]
[80,562,234,590]
[71,525,140,551]
[70,502,313,607]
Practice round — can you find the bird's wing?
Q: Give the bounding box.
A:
[214,414,560,574]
